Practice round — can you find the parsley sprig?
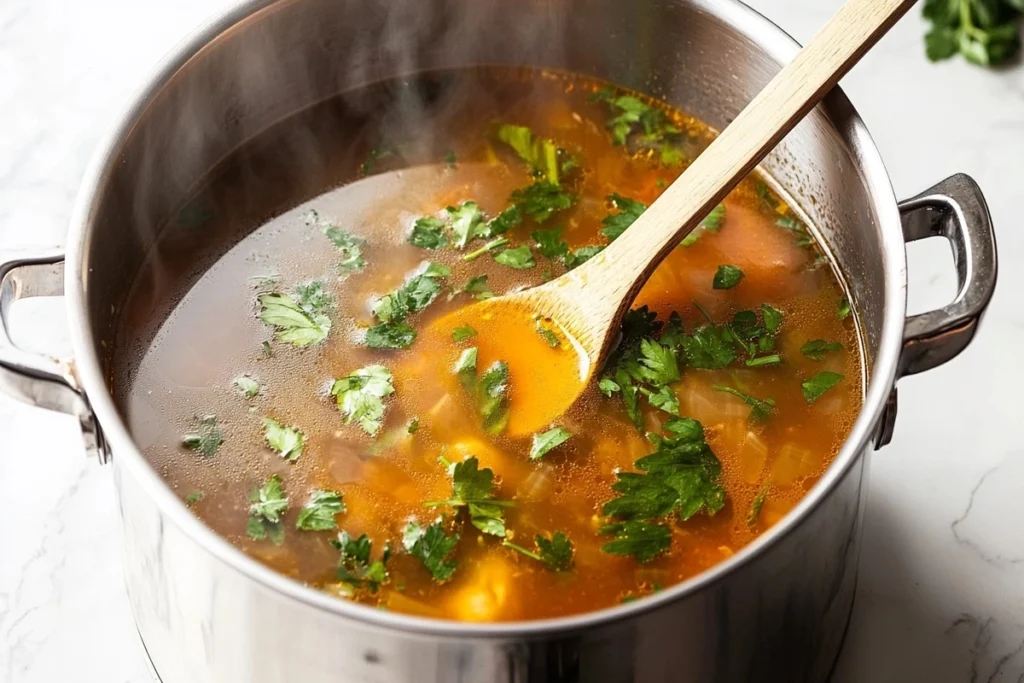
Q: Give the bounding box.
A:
[331,364,395,436]
[333,531,391,593]
[403,519,460,582]
[182,415,223,456]
[246,475,288,545]
[426,456,513,537]
[296,489,345,531]
[258,281,333,348]
[366,263,450,349]
[504,531,574,571]
[923,0,1022,66]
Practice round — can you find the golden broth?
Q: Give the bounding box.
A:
[118,68,862,622]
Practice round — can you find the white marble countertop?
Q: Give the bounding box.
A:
[1,0,1022,681]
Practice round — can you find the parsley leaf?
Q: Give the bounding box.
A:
[713,265,744,290]
[263,417,304,461]
[447,201,487,249]
[331,365,395,436]
[599,377,621,396]
[324,226,367,273]
[775,214,814,248]
[537,326,560,348]
[681,204,726,247]
[259,288,332,347]
[496,123,561,185]
[333,531,391,592]
[509,182,574,223]
[504,531,574,571]
[680,323,736,369]
[402,520,460,582]
[600,520,672,563]
[233,374,260,398]
[477,361,511,434]
[838,296,852,320]
[454,347,478,386]
[590,88,685,165]
[366,263,449,349]
[601,194,647,241]
[247,475,288,545]
[452,325,477,343]
[529,427,572,460]
[563,244,604,270]
[365,321,416,349]
[712,384,776,421]
[640,385,680,416]
[426,456,513,537]
[407,417,420,434]
[532,227,569,259]
[801,371,844,403]
[494,245,536,269]
[462,274,493,300]
[296,489,345,531]
[487,205,523,235]
[922,0,1022,66]
[182,415,223,456]
[184,491,204,506]
[800,339,843,360]
[408,216,448,250]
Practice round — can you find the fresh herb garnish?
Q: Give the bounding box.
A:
[775,215,814,248]
[681,204,727,247]
[360,146,395,176]
[447,201,487,249]
[509,182,575,223]
[477,361,511,434]
[800,339,843,360]
[529,427,572,461]
[366,263,449,349]
[680,322,736,370]
[487,205,523,235]
[452,325,477,343]
[462,274,493,300]
[712,385,776,421]
[407,417,420,434]
[259,285,333,348]
[537,325,560,348]
[324,226,367,273]
[296,489,345,531]
[444,150,457,167]
[408,216,448,250]
[801,371,844,403]
[233,374,261,398]
[532,227,569,259]
[454,347,478,386]
[184,491,204,505]
[426,456,512,537]
[402,519,460,582]
[601,194,647,241]
[263,417,304,461]
[563,244,604,270]
[503,531,574,571]
[463,237,509,262]
[726,306,784,367]
[182,415,223,456]
[601,417,725,562]
[331,364,395,436]
[496,123,561,185]
[494,244,536,269]
[246,475,288,544]
[589,87,685,164]
[838,296,852,320]
[923,0,1022,66]
[365,322,416,349]
[712,265,744,290]
[747,487,768,526]
[333,531,391,592]
[599,377,621,396]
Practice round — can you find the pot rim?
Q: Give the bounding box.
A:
[64,0,905,639]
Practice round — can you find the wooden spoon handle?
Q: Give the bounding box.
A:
[572,0,916,318]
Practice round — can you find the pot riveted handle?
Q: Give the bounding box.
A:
[897,173,997,377]
[0,248,108,461]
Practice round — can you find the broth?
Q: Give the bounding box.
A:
[117,67,862,622]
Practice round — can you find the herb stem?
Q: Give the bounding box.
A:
[745,354,781,367]
[463,237,510,262]
[502,540,542,561]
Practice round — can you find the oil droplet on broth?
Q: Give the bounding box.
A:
[417,302,588,437]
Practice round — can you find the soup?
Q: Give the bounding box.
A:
[117,67,862,622]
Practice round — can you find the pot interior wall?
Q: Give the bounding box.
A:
[84,0,886,413]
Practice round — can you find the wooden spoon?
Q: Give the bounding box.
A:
[433,0,916,436]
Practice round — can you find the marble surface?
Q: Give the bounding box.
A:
[0,0,1022,680]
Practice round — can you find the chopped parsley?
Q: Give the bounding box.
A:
[233,374,260,398]
[747,487,768,526]
[681,204,726,247]
[504,531,574,571]
[496,123,561,185]
[712,384,776,421]
[487,205,523,235]
[333,531,391,593]
[601,194,647,241]
[494,244,536,269]
[258,284,333,348]
[360,146,395,176]
[454,347,478,386]
[324,226,367,273]
[452,325,477,343]
[365,322,416,349]
[601,417,725,562]
[590,87,685,165]
[529,426,572,460]
[476,361,510,435]
[508,182,574,223]
[426,456,513,537]
[182,415,223,456]
[712,265,744,290]
[775,214,814,248]
[923,0,1022,66]
[447,201,487,249]
[462,274,493,300]
[402,519,460,582]
[563,244,604,270]
[366,263,449,349]
[407,417,420,434]
[800,339,843,360]
[296,489,345,531]
[246,475,288,544]
[537,325,560,348]
[532,227,569,259]
[408,216,448,250]
[838,296,852,320]
[263,417,304,461]
[184,491,204,505]
[801,371,844,403]
[463,237,509,262]
[331,364,395,436]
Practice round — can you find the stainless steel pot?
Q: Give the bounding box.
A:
[0,0,998,681]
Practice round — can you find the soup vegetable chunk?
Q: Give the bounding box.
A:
[119,68,862,622]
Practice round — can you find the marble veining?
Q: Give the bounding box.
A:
[1,0,1023,681]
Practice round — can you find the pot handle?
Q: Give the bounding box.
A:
[897,173,997,377]
[0,248,108,461]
